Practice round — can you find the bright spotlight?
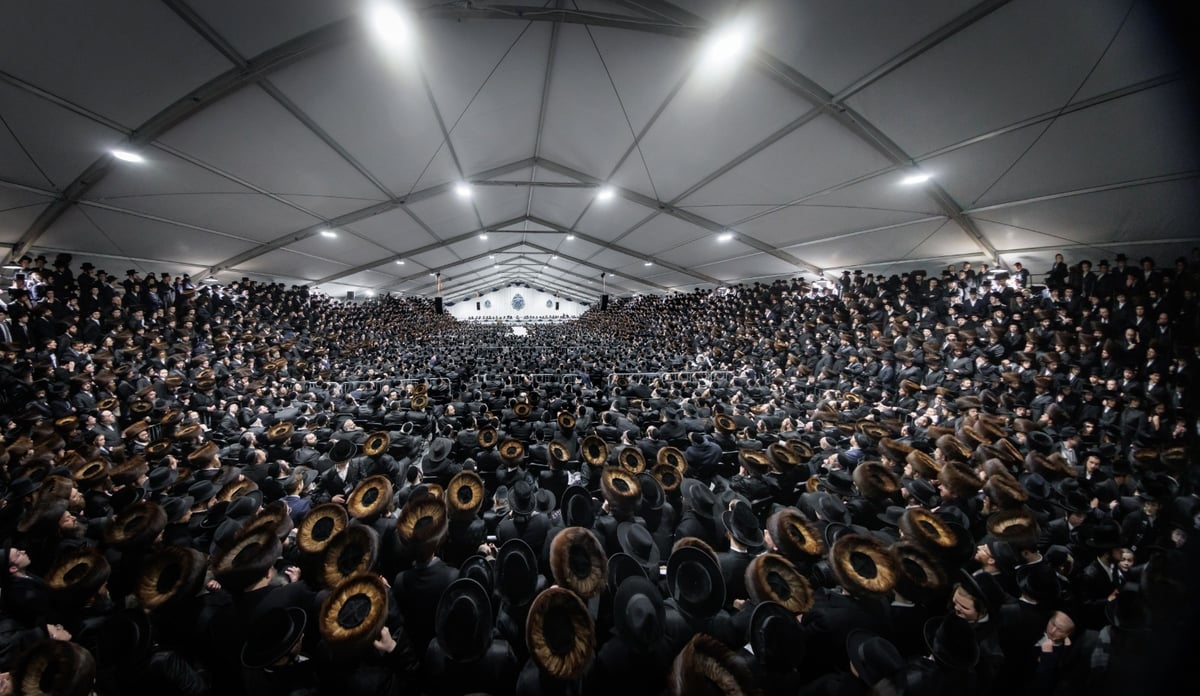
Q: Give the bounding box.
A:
[319,230,337,238]
[596,186,615,202]
[111,149,145,163]
[455,182,473,199]
[369,3,415,44]
[899,172,932,186]
[718,231,734,242]
[644,261,654,267]
[702,18,753,68]
[478,233,488,240]
[565,234,575,240]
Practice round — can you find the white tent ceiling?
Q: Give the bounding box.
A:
[1,0,1197,301]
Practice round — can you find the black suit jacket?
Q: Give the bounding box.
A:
[394,558,460,656]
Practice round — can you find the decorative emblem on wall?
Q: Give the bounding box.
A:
[484,299,492,309]
[511,293,525,311]
[546,299,554,308]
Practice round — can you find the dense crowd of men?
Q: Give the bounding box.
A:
[0,249,1197,695]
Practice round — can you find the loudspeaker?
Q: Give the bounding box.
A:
[555,302,560,311]
[346,291,355,300]
[476,301,481,311]
[601,294,609,311]
[434,297,443,314]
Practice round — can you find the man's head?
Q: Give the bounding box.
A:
[1045,611,1075,644]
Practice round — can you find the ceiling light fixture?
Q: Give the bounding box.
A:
[366,290,376,297]
[718,231,734,242]
[111,149,145,163]
[596,186,615,202]
[320,230,337,238]
[478,233,488,240]
[455,182,473,199]
[395,260,405,265]
[565,234,575,240]
[644,261,654,267]
[899,172,932,186]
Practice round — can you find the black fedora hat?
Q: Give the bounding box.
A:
[617,521,661,576]
[322,525,380,588]
[1083,518,1122,550]
[496,538,540,607]
[745,553,814,614]
[347,475,393,521]
[681,478,716,520]
[460,554,494,593]
[846,630,905,687]
[606,552,648,596]
[560,485,595,528]
[613,576,665,655]
[923,614,980,670]
[436,578,494,662]
[508,480,537,516]
[666,546,725,618]
[296,503,349,555]
[328,438,357,463]
[320,574,389,652]
[551,526,607,600]
[750,600,805,669]
[721,500,765,551]
[242,606,306,669]
[528,586,596,679]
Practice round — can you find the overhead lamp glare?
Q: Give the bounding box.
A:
[718,231,734,242]
[565,234,575,240]
[455,182,473,199]
[596,186,615,202]
[899,172,932,186]
[702,18,753,67]
[319,230,337,238]
[369,3,415,44]
[479,233,488,240]
[111,149,145,163]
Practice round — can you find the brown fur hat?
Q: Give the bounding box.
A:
[395,498,449,553]
[892,540,949,605]
[853,461,900,500]
[986,508,1040,544]
[906,449,941,478]
[829,534,899,597]
[669,633,758,696]
[745,554,813,614]
[446,470,486,521]
[347,475,393,521]
[550,526,608,600]
[104,501,167,549]
[600,467,642,512]
[297,503,349,555]
[877,437,914,464]
[322,525,380,588]
[766,508,826,562]
[936,434,972,463]
[46,548,111,607]
[137,546,207,611]
[983,475,1029,510]
[938,461,983,499]
[319,573,389,652]
[212,530,282,593]
[14,640,96,696]
[527,587,596,680]
[899,507,959,552]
